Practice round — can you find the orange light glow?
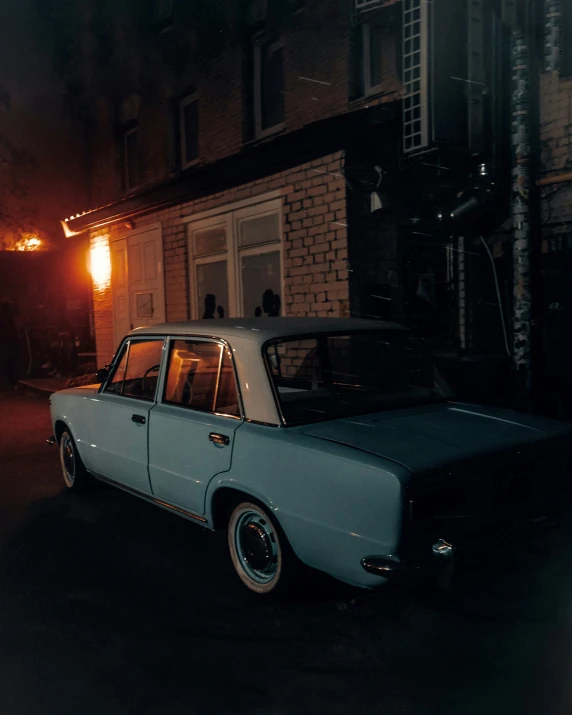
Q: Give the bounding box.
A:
[8,235,43,251]
[89,241,111,291]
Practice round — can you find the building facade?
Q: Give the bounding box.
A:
[56,0,521,400]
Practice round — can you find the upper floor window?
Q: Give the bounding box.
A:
[124,126,140,190]
[362,21,384,95]
[349,18,385,101]
[179,93,199,168]
[254,35,284,137]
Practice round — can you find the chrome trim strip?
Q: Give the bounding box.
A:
[153,498,208,522]
[244,418,280,428]
[212,344,223,413]
[91,472,208,523]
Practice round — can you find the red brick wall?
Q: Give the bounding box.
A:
[539,71,572,233]
[84,1,400,209]
[90,151,349,365]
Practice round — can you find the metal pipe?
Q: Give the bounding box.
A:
[537,171,572,186]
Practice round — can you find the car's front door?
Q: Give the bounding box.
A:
[148,338,242,515]
[85,338,165,494]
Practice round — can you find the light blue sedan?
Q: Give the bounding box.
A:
[49,318,572,595]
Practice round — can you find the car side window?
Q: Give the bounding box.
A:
[164,340,240,417]
[105,340,164,400]
[105,345,128,394]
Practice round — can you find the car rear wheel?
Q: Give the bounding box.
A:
[228,501,296,595]
[59,430,90,490]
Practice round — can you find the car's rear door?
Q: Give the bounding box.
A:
[85,338,165,494]
[148,337,242,515]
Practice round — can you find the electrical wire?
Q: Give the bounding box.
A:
[480,235,511,357]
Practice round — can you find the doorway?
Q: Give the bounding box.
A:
[111,224,166,347]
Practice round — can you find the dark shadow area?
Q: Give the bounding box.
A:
[2,480,572,714]
[3,394,572,714]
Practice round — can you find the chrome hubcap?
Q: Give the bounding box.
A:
[235,511,278,583]
[62,435,75,483]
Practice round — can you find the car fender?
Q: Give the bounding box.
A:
[50,390,94,466]
[205,422,410,586]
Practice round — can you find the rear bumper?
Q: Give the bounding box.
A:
[361,538,455,585]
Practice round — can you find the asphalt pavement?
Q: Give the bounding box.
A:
[1,390,572,715]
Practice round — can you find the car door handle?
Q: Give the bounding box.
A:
[132,414,146,425]
[209,432,229,446]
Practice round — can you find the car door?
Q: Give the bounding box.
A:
[148,338,242,515]
[85,337,165,494]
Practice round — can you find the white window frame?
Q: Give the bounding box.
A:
[403,0,429,153]
[234,202,284,318]
[124,126,140,190]
[254,36,285,139]
[179,93,199,169]
[362,22,384,97]
[188,197,283,319]
[190,214,235,320]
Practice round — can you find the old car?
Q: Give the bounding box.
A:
[49,318,572,595]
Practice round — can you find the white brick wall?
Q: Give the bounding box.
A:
[89,151,349,364]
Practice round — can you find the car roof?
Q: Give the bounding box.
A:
[128,317,406,343]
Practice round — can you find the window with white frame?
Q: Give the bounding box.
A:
[124,126,140,190]
[179,93,199,168]
[253,35,285,137]
[188,198,283,320]
[403,0,429,153]
[362,21,384,95]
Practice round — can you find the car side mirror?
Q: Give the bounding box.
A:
[96,366,110,383]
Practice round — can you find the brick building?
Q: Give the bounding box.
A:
[537,0,572,404]
[56,0,517,390]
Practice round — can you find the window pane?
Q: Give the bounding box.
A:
[369,25,383,88]
[196,261,229,319]
[122,340,164,400]
[267,338,319,382]
[193,225,227,256]
[105,345,128,394]
[261,44,284,130]
[125,129,140,189]
[164,340,222,412]
[242,251,281,318]
[215,346,240,417]
[266,332,453,425]
[182,99,199,164]
[239,213,280,248]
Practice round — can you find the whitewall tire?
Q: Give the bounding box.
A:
[59,429,90,490]
[228,501,295,595]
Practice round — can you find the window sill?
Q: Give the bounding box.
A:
[348,87,399,108]
[242,124,287,150]
[181,158,201,171]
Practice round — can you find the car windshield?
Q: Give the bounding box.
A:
[265,330,454,425]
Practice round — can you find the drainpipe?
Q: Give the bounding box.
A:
[510,0,541,407]
[511,20,532,398]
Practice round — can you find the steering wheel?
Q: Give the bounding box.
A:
[141,364,161,398]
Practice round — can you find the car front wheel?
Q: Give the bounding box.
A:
[59,429,90,490]
[228,501,295,595]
